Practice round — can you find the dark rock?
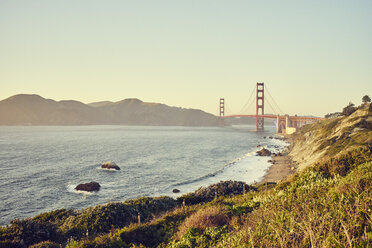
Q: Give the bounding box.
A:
[75,181,101,192]
[257,148,272,156]
[257,144,261,147]
[267,160,273,163]
[172,189,180,193]
[101,161,120,170]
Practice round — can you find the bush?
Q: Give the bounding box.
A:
[119,207,191,247]
[176,206,229,239]
[342,102,357,116]
[0,219,62,247]
[29,240,60,248]
[33,209,76,226]
[169,226,228,248]
[61,196,177,238]
[177,181,256,205]
[313,146,372,178]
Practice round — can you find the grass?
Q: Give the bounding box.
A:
[175,206,229,240]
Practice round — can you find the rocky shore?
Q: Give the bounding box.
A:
[261,151,295,183]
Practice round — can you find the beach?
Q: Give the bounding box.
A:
[261,150,296,183]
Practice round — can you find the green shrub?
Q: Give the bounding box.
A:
[313,146,372,178]
[177,181,256,205]
[228,201,260,216]
[168,226,228,248]
[33,209,76,226]
[29,240,60,248]
[0,219,62,247]
[119,207,191,247]
[61,196,177,238]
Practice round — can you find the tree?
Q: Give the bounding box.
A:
[362,95,371,104]
[342,102,356,116]
[324,112,342,119]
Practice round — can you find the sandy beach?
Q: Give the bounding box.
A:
[261,152,296,183]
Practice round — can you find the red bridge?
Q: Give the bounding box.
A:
[219,83,323,134]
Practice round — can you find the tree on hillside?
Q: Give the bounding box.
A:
[342,102,356,116]
[324,112,342,119]
[362,95,371,104]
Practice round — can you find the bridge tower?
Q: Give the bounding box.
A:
[256,82,264,130]
[219,98,225,117]
[219,98,225,126]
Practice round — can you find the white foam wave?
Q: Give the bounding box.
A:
[165,137,288,196]
[96,167,120,172]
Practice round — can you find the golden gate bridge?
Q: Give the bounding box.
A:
[219,82,323,134]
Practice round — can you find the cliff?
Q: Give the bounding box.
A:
[288,103,372,170]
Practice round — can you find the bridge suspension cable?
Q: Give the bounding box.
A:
[238,85,256,114]
[225,104,234,116]
[264,85,284,115]
[265,96,279,115]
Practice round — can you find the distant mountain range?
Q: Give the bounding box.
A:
[0,94,220,126]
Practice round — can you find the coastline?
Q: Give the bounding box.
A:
[261,152,295,183]
[260,138,296,184]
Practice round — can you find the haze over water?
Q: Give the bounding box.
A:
[0,125,286,225]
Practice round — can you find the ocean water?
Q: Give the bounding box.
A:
[0,125,287,226]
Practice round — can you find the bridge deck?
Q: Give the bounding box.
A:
[222,114,323,121]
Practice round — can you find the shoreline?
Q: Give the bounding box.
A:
[261,152,295,183]
[260,138,296,184]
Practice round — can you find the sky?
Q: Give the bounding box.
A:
[0,0,371,117]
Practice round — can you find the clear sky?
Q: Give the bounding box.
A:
[0,0,371,116]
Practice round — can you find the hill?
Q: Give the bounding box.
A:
[0,94,219,126]
[288,102,372,170]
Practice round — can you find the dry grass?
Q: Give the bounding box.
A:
[175,206,229,239]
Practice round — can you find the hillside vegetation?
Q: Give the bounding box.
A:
[1,104,371,247]
[289,103,372,170]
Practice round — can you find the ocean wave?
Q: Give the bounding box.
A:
[172,151,257,187]
[170,138,288,191]
[96,166,121,172]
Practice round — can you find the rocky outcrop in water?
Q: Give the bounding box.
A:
[75,182,101,192]
[101,161,120,170]
[256,148,272,156]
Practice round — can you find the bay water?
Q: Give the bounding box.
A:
[0,125,286,226]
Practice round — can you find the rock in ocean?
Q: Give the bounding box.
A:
[75,181,101,192]
[101,161,120,170]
